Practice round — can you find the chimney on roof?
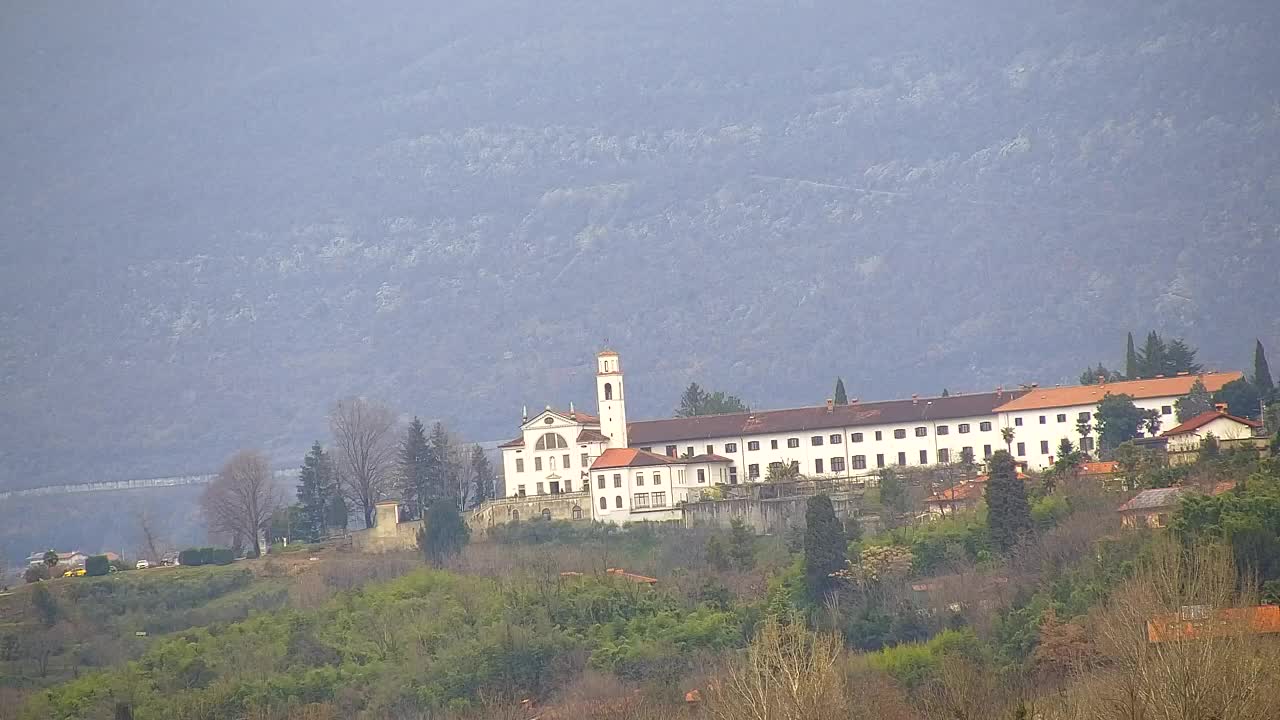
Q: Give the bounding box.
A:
[1215,403,1228,413]
[826,398,834,413]
[1098,374,1105,385]
[522,405,528,421]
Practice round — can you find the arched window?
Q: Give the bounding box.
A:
[572,505,583,520]
[604,383,613,400]
[535,433,568,450]
[511,509,520,521]
[541,508,552,521]
[599,497,607,510]
[615,495,623,508]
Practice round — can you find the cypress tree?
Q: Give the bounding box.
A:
[428,422,454,508]
[296,442,334,542]
[398,418,433,517]
[803,494,846,603]
[984,450,1032,553]
[1255,340,1275,397]
[833,378,848,405]
[1139,331,1166,378]
[1125,332,1139,379]
[469,444,496,506]
[416,502,470,566]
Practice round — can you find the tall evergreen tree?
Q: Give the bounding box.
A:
[803,494,846,603]
[1138,331,1166,378]
[1255,339,1275,397]
[676,382,749,417]
[469,444,496,507]
[1165,338,1202,375]
[296,442,336,542]
[416,502,470,566]
[984,450,1032,553]
[1175,378,1214,422]
[833,377,848,405]
[1094,393,1143,450]
[1125,332,1139,379]
[397,417,433,518]
[428,421,456,508]
[1215,378,1261,419]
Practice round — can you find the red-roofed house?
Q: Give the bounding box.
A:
[1162,407,1264,465]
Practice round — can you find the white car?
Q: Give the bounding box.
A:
[135,560,150,570]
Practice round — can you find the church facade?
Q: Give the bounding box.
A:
[499,350,1246,525]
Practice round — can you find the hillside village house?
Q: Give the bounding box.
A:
[1161,406,1263,465]
[25,550,87,567]
[498,351,1247,524]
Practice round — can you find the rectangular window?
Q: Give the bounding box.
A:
[581,453,589,467]
[1039,415,1047,425]
[768,462,782,475]
[814,458,824,474]
[640,446,652,452]
[1161,405,1172,416]
[876,454,885,468]
[1014,417,1024,427]
[728,466,738,484]
[853,455,867,470]
[894,429,907,439]
[811,435,824,446]
[633,493,650,509]
[897,452,907,466]
[958,423,971,434]
[515,458,525,473]
[984,444,992,458]
[517,484,526,496]
[686,446,695,457]
[937,425,950,436]
[875,431,884,441]
[1040,440,1050,454]
[536,482,544,495]
[1081,436,1095,452]
[1078,412,1091,422]
[771,439,779,450]
[852,432,864,442]
[597,474,605,489]
[652,492,667,508]
[725,442,738,453]
[697,468,706,483]
[831,457,845,472]
[1056,414,1067,423]
[613,473,622,488]
[787,438,800,448]
[919,449,928,464]
[563,453,571,468]
[830,433,842,444]
[939,448,950,463]
[1016,442,1026,456]
[535,457,543,471]
[635,472,644,486]
[748,464,760,479]
[706,445,714,455]
[915,426,928,437]
[747,441,760,451]
[665,445,677,457]
[962,446,973,459]
[980,421,993,431]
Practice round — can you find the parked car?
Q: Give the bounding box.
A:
[135,559,151,570]
[62,567,86,577]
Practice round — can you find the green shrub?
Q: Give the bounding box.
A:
[85,554,111,577]
[211,548,235,566]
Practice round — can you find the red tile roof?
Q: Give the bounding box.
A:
[925,481,986,503]
[590,448,677,470]
[685,453,733,463]
[627,391,1022,445]
[1162,410,1262,436]
[498,436,524,448]
[1079,461,1119,476]
[1147,605,1280,643]
[993,372,1243,412]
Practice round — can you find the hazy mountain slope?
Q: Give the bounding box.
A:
[2,0,1279,489]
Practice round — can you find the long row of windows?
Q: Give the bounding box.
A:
[641,422,1000,459]
[515,452,592,474]
[597,492,668,510]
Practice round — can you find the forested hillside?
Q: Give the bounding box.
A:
[2,0,1279,489]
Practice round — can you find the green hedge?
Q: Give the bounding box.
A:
[85,555,111,577]
[178,547,236,567]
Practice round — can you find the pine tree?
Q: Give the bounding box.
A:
[397,418,433,518]
[803,494,846,603]
[984,450,1032,553]
[727,517,756,571]
[296,442,335,542]
[833,377,848,405]
[416,502,470,566]
[1138,331,1166,378]
[1165,338,1201,375]
[1255,340,1275,397]
[1125,332,1139,379]
[469,444,496,507]
[1175,378,1214,422]
[428,422,455,508]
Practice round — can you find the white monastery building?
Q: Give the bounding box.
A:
[499,350,1245,524]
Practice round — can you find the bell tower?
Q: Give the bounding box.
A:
[596,350,628,448]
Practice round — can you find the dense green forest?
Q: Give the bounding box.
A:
[3,0,1280,491]
[6,447,1280,719]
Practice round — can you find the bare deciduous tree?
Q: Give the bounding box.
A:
[201,449,280,557]
[134,510,165,562]
[329,397,399,528]
[704,615,846,720]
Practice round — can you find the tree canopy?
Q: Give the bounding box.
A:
[803,494,845,603]
[676,383,749,417]
[1094,393,1143,451]
[1175,378,1215,422]
[984,450,1032,553]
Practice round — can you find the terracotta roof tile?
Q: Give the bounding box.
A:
[590,448,677,470]
[1079,461,1119,476]
[994,372,1243,412]
[576,428,610,443]
[1162,410,1262,436]
[627,391,1021,445]
[685,453,733,463]
[498,436,525,448]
